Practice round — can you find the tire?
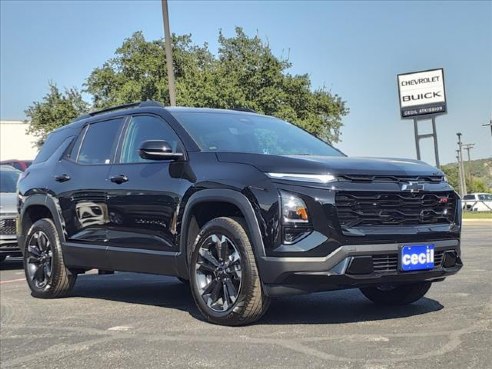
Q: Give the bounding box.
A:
[360,282,432,305]
[189,217,269,326]
[23,219,76,298]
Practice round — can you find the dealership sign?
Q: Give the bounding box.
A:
[397,68,447,119]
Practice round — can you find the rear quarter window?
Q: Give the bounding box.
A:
[34,129,72,164]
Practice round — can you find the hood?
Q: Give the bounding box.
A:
[216,153,443,177]
[0,193,17,214]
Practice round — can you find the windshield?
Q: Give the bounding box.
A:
[172,111,344,157]
[0,170,20,193]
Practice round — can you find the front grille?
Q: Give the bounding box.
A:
[339,175,443,183]
[0,218,16,235]
[335,191,457,227]
[372,250,445,273]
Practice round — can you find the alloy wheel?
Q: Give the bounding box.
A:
[194,234,242,312]
[26,230,53,289]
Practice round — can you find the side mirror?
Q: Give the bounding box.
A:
[138,140,183,161]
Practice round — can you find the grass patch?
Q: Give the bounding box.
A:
[462,211,492,219]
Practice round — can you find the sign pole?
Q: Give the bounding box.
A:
[431,117,440,167]
[413,118,421,160]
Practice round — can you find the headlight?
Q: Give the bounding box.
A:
[280,191,309,223]
[267,173,336,184]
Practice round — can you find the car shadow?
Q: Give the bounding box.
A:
[0,257,24,270]
[71,272,444,325]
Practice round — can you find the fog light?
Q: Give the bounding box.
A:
[283,227,310,244]
[442,251,458,268]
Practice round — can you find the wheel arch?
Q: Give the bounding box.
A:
[19,194,66,255]
[177,189,266,278]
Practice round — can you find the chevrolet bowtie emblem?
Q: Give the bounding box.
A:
[401,182,424,193]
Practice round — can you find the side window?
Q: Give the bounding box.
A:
[77,118,124,165]
[34,129,70,164]
[119,115,180,164]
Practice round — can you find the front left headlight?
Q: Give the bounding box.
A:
[280,190,309,223]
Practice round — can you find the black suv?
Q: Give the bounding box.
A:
[17,101,463,325]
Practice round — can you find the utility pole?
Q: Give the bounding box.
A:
[455,150,462,195]
[161,0,176,106]
[456,133,467,197]
[483,119,492,138]
[462,143,475,183]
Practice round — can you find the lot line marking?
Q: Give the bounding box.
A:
[0,278,26,285]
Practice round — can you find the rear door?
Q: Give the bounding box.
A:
[56,117,126,269]
[106,114,190,274]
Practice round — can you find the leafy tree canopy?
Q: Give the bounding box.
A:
[25,82,89,144]
[26,28,348,144]
[86,28,348,142]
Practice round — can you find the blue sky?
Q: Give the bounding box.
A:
[1,0,491,165]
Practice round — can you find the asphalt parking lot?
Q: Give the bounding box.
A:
[1,221,491,369]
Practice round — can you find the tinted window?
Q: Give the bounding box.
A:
[463,195,475,200]
[77,119,123,164]
[172,112,344,157]
[119,115,180,163]
[67,126,87,161]
[0,170,20,193]
[34,129,70,163]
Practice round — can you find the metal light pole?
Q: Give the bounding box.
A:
[462,143,475,184]
[456,133,467,197]
[161,0,176,106]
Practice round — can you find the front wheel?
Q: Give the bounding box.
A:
[189,217,269,326]
[360,282,432,305]
[23,219,77,298]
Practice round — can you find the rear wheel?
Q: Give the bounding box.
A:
[23,219,76,298]
[360,282,432,305]
[189,217,269,326]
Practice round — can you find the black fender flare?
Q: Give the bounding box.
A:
[18,193,67,254]
[177,189,266,277]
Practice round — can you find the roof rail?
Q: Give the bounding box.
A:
[73,100,165,121]
[88,102,141,116]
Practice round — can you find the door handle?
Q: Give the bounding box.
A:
[54,174,70,182]
[110,175,128,184]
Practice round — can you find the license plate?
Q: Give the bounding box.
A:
[400,244,435,272]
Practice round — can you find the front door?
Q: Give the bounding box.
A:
[106,114,190,274]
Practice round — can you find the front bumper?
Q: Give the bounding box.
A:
[259,239,462,296]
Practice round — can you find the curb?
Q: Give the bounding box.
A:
[462,218,492,223]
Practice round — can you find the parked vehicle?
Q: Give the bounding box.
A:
[462,193,492,212]
[17,101,463,325]
[0,159,32,172]
[0,165,22,262]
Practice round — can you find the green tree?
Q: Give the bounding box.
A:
[86,28,348,143]
[441,166,460,191]
[467,177,489,193]
[25,82,89,145]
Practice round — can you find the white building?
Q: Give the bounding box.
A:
[0,120,39,161]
